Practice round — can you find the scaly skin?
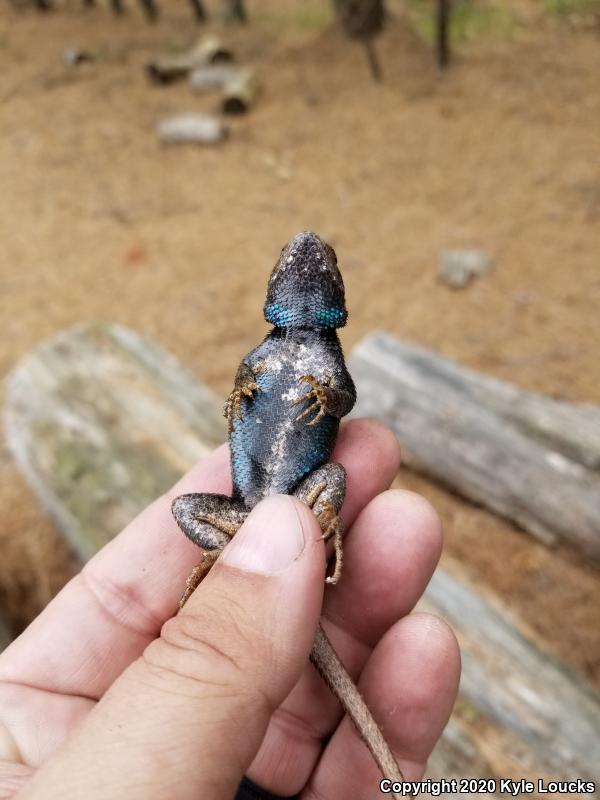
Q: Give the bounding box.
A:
[172,231,404,793]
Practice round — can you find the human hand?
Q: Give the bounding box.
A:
[0,419,460,800]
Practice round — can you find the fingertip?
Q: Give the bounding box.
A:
[333,419,402,525]
[377,611,461,756]
[305,610,461,796]
[382,489,443,561]
[390,611,460,672]
[286,494,326,539]
[219,494,324,579]
[363,488,444,590]
[323,488,443,641]
[337,418,402,474]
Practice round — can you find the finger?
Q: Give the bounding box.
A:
[303,613,461,799]
[0,419,400,700]
[0,682,93,767]
[17,497,326,800]
[333,418,401,527]
[324,490,443,646]
[0,443,232,699]
[0,761,33,798]
[245,491,442,795]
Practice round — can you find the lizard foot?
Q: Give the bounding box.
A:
[293,374,333,426]
[223,361,266,432]
[294,463,346,585]
[316,503,343,585]
[172,493,248,611]
[179,548,221,610]
[223,382,260,432]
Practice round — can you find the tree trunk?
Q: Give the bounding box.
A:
[437,0,451,68]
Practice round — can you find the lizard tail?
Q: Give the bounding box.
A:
[310,623,405,799]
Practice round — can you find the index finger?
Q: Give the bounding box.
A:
[0,419,401,699]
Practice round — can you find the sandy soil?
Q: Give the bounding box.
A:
[0,2,599,683]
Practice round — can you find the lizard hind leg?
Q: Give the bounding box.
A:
[171,493,249,608]
[171,493,248,549]
[294,463,346,585]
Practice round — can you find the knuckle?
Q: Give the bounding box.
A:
[164,612,239,672]
[143,599,271,705]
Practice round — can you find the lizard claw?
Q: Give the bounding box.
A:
[315,503,343,584]
[223,381,261,432]
[293,374,332,426]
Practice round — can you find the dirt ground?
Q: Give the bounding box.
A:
[0,2,599,685]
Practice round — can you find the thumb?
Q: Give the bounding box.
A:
[21,496,326,800]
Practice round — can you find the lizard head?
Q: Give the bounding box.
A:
[264,231,348,329]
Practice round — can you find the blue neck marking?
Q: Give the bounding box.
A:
[265,303,346,329]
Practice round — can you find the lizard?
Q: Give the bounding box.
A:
[171,230,405,794]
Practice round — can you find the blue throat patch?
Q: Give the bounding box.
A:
[265,303,346,328]
[264,303,293,326]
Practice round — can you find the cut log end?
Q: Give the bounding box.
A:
[221,69,257,115]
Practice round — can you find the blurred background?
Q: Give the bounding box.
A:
[1,0,599,787]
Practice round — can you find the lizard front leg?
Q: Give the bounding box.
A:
[223,360,266,432]
[172,493,249,608]
[294,463,346,584]
[293,374,355,426]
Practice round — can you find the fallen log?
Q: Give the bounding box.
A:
[350,333,600,560]
[423,565,600,783]
[157,113,228,145]
[147,37,234,85]
[189,63,240,92]
[5,324,600,782]
[5,323,226,560]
